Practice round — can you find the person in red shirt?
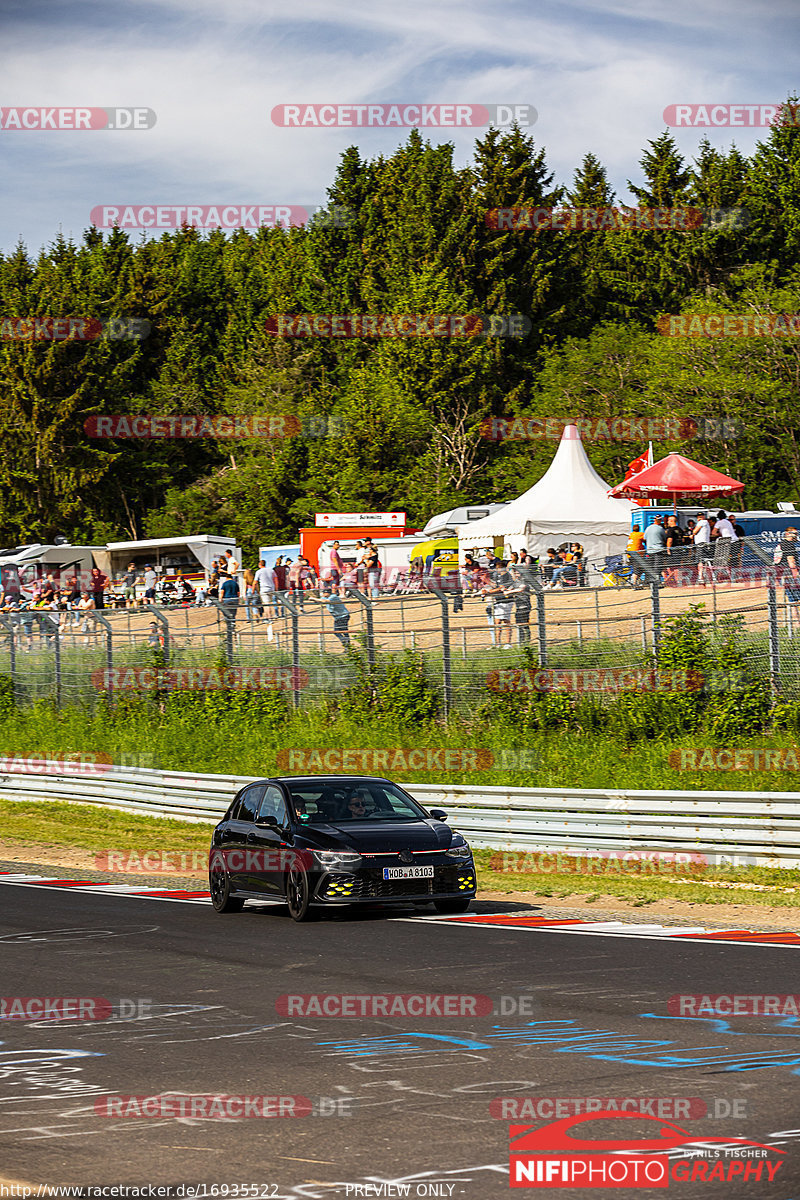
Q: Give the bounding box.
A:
[90,567,108,610]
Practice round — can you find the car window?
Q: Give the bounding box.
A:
[234,784,265,822]
[257,785,289,827]
[287,782,426,823]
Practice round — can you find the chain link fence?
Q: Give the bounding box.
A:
[1,538,798,712]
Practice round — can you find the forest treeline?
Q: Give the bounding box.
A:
[1,109,799,558]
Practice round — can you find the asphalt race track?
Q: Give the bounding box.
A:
[2,879,800,1199]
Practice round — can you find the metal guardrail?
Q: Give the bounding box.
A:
[0,767,798,867]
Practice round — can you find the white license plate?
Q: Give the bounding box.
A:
[382,865,435,880]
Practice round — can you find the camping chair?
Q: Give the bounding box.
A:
[594,554,635,588]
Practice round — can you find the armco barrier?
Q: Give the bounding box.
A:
[0,767,798,867]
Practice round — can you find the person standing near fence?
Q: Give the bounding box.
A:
[90,566,108,610]
[329,540,346,598]
[122,562,137,608]
[692,513,711,585]
[254,559,274,620]
[243,568,259,622]
[220,570,240,618]
[364,538,381,599]
[508,566,532,643]
[778,527,800,605]
[326,595,351,647]
[643,516,666,585]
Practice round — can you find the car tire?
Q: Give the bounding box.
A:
[285,868,319,922]
[433,898,472,915]
[209,862,244,913]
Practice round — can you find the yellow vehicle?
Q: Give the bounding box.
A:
[409,538,460,580]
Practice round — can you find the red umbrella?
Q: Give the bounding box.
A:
[610,453,744,509]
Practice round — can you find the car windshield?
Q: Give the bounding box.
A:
[287,781,427,823]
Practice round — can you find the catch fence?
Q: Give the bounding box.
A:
[1,539,799,711]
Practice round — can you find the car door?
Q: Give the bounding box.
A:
[244,784,293,894]
[225,784,265,888]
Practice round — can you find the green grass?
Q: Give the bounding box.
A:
[3,698,800,790]
[0,798,214,855]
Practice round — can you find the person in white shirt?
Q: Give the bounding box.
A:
[224,549,240,579]
[692,513,712,584]
[715,510,737,539]
[254,559,276,619]
[712,509,738,580]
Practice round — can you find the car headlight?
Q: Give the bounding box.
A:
[445,838,472,859]
[312,850,362,870]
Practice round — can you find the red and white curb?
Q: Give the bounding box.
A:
[0,872,210,903]
[1,875,797,944]
[407,911,800,947]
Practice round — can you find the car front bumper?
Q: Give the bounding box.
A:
[313,860,477,905]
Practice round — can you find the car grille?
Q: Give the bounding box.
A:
[321,864,475,901]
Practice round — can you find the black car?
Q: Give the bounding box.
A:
[208,775,476,921]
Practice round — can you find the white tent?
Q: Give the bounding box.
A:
[459,424,637,565]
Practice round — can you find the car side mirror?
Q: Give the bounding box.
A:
[429,808,448,821]
[255,815,280,829]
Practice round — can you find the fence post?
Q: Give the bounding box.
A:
[428,585,452,719]
[51,615,62,707]
[270,592,301,709]
[92,612,114,706]
[768,579,780,694]
[650,581,662,656]
[742,537,781,693]
[143,605,170,664]
[519,570,546,666]
[207,597,236,665]
[346,587,375,671]
[0,617,16,701]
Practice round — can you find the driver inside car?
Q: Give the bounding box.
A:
[346,789,374,818]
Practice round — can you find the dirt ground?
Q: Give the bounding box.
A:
[92,582,774,656]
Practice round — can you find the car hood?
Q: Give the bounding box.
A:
[299,819,455,855]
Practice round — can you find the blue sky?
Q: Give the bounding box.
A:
[0,0,797,254]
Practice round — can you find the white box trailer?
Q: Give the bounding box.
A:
[105,535,242,584]
[0,543,106,600]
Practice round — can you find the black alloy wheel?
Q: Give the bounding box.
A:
[285,867,319,922]
[210,860,244,913]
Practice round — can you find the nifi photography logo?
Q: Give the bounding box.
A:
[508,1110,785,1188]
